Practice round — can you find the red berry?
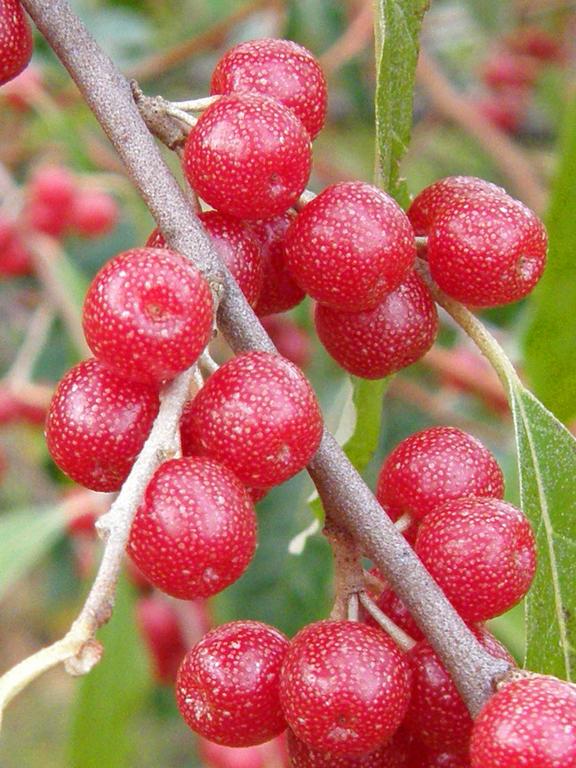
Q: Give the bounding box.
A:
[0,387,45,424]
[82,247,214,385]
[198,736,284,768]
[481,50,538,90]
[176,620,289,747]
[136,594,187,684]
[507,27,564,63]
[0,0,32,86]
[407,177,506,236]
[250,212,305,316]
[470,676,576,768]
[404,627,513,755]
[377,426,504,522]
[183,93,311,220]
[128,457,256,600]
[365,581,424,642]
[210,38,327,139]
[476,91,527,134]
[261,314,311,368]
[280,620,411,756]
[427,195,547,307]
[287,728,411,767]
[70,189,118,237]
[0,217,31,276]
[45,359,159,491]
[415,497,537,622]
[180,351,323,487]
[410,749,471,767]
[315,271,438,379]
[26,165,77,237]
[286,182,416,311]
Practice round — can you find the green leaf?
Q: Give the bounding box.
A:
[0,507,65,602]
[524,95,576,422]
[374,0,429,205]
[69,576,151,768]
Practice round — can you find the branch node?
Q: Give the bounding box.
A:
[65,640,103,677]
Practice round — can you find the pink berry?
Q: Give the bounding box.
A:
[261,314,311,368]
[127,457,256,600]
[183,93,311,220]
[481,50,538,90]
[82,247,214,385]
[287,728,411,767]
[26,165,77,237]
[427,195,547,307]
[376,426,504,522]
[210,38,327,139]
[198,736,284,768]
[70,189,118,237]
[404,627,513,754]
[45,359,159,491]
[407,176,506,236]
[280,620,411,755]
[0,62,42,109]
[250,212,305,316]
[0,0,32,86]
[470,676,576,768]
[136,594,187,684]
[415,497,537,622]
[315,271,438,379]
[176,620,289,747]
[0,217,31,276]
[180,351,323,487]
[286,182,416,311]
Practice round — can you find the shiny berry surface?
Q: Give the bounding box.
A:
[83,247,213,384]
[70,189,118,237]
[210,37,327,138]
[0,0,33,85]
[280,620,411,755]
[136,594,187,684]
[128,457,256,600]
[470,676,576,768]
[45,359,159,491]
[315,271,437,379]
[183,93,311,220]
[176,620,289,747]
[377,426,504,522]
[180,351,323,487]
[286,182,416,311]
[0,217,30,276]
[250,212,305,316]
[427,195,547,307]
[287,728,410,767]
[415,497,537,622]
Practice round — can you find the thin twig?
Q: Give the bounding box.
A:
[359,592,416,652]
[5,301,55,384]
[319,0,374,75]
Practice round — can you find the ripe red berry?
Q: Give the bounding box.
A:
[280,620,411,756]
[476,92,527,135]
[261,314,311,368]
[287,728,411,767]
[0,0,33,86]
[82,247,214,385]
[176,620,289,747]
[507,26,564,63]
[377,426,504,522]
[0,387,45,424]
[415,497,537,622]
[404,627,513,755]
[0,217,31,276]
[70,189,118,238]
[250,212,305,316]
[427,195,547,307]
[198,736,284,768]
[411,749,471,767]
[45,359,159,491]
[180,351,323,487]
[26,165,77,237]
[314,271,438,379]
[470,676,576,768]
[183,93,311,220]
[210,38,327,139]
[286,182,416,311]
[128,457,256,600]
[136,594,187,684]
[407,176,506,236]
[365,579,424,642]
[481,50,538,90]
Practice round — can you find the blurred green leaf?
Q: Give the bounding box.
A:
[0,507,65,602]
[69,577,151,768]
[345,377,390,471]
[374,0,429,205]
[53,251,89,314]
[524,95,576,422]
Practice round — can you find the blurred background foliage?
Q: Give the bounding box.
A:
[0,0,575,765]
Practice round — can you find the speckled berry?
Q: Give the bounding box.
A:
[70,189,118,238]
[470,676,576,768]
[287,728,411,767]
[407,177,506,236]
[250,212,305,316]
[0,217,31,276]
[176,620,289,747]
[315,271,437,379]
[365,579,424,642]
[136,594,187,684]
[0,0,32,86]
[180,351,323,487]
[82,247,213,385]
[45,359,159,491]
[280,620,411,756]
[210,38,327,139]
[411,749,471,767]
[183,93,311,220]
[404,627,513,754]
[415,497,537,622]
[286,182,415,311]
[128,457,256,600]
[377,426,504,522]
[427,195,547,307]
